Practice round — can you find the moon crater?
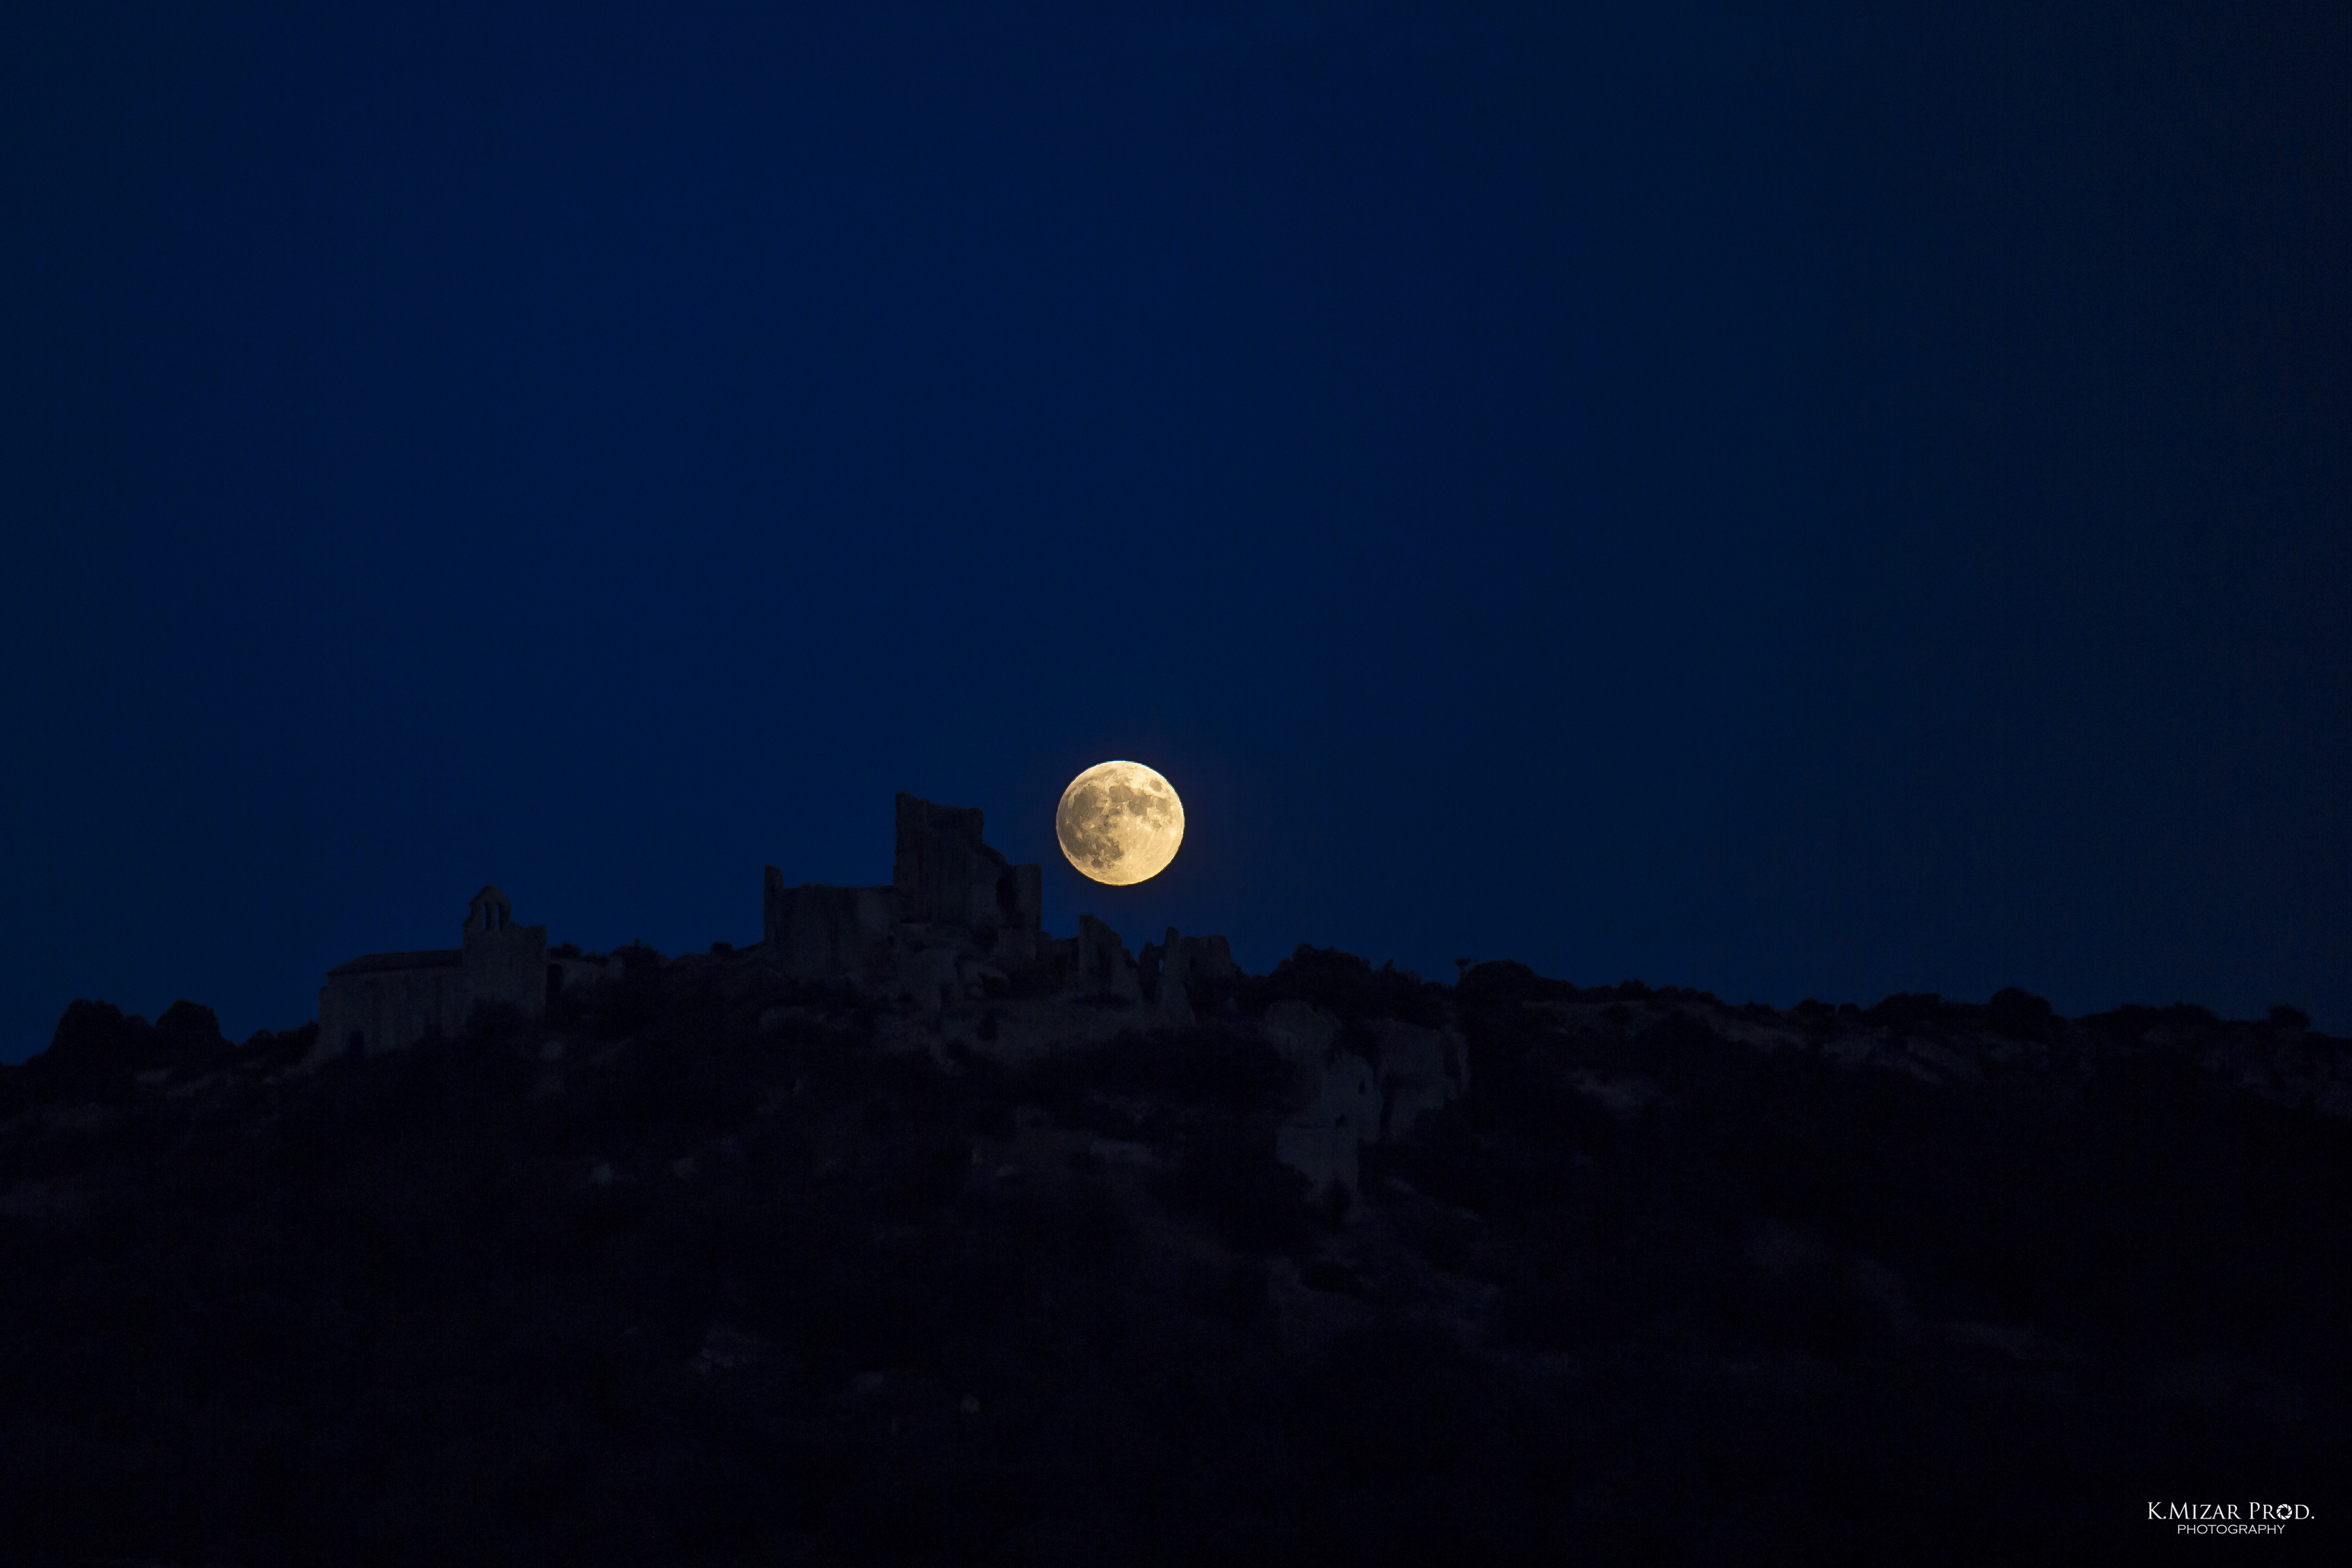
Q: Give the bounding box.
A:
[1056,761,1184,886]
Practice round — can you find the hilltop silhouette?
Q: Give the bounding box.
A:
[2,800,2346,1564]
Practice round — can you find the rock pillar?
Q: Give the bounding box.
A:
[1076,914,1142,1001]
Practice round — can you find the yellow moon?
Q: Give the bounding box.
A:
[1056,761,1184,886]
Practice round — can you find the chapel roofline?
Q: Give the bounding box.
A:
[325,948,464,977]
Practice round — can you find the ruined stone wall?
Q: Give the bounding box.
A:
[759,792,1046,988]
[762,871,900,983]
[894,792,1042,933]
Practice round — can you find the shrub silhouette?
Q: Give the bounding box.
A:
[1250,944,1447,1026]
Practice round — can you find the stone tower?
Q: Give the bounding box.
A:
[891,793,1042,933]
[460,885,548,1020]
[760,793,1044,983]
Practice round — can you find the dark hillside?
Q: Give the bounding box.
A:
[2,954,2345,1565]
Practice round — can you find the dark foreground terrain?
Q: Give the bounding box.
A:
[2,950,2346,1565]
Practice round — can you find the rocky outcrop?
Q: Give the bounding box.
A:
[1262,1000,1469,1200]
[1263,1000,1340,1099]
[1370,1018,1469,1140]
[1144,928,1195,1026]
[1144,928,1244,1024]
[1075,915,1142,1002]
[1266,1002,1377,1197]
[552,952,626,997]
[891,937,969,1014]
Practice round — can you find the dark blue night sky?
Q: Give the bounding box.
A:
[3,2,2345,1058]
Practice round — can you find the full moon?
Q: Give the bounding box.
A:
[1056,761,1185,886]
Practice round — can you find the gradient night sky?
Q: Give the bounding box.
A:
[3,3,2346,1059]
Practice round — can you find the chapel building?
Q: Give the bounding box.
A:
[313,885,546,1062]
